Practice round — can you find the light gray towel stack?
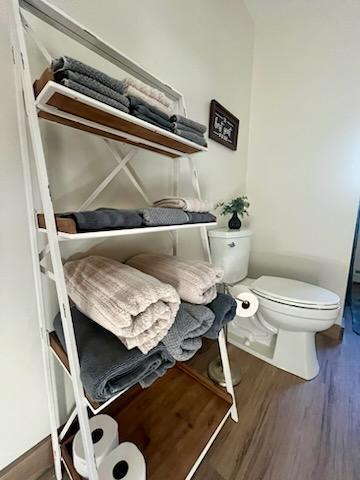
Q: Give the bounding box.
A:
[153,197,212,213]
[162,302,215,360]
[64,256,180,353]
[126,253,224,305]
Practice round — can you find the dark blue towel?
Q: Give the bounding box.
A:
[203,293,237,339]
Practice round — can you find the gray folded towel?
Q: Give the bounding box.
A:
[173,128,207,147]
[52,56,124,94]
[140,207,189,226]
[54,70,129,107]
[60,79,130,113]
[162,302,214,361]
[170,114,207,134]
[127,95,170,121]
[132,112,172,132]
[60,208,142,232]
[203,293,237,339]
[54,307,175,402]
[126,253,223,305]
[134,105,172,130]
[187,212,216,224]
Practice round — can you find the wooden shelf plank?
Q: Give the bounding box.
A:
[34,70,207,158]
[60,367,232,480]
[38,220,217,241]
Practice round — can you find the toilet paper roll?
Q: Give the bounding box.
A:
[230,285,259,318]
[73,414,119,478]
[98,442,146,480]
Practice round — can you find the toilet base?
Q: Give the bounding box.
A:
[228,326,320,380]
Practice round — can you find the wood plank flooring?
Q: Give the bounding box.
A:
[39,308,360,480]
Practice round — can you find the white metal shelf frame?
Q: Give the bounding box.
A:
[8,1,238,480]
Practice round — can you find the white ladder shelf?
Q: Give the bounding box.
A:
[8,0,238,478]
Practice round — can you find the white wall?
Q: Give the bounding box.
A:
[0,0,254,469]
[245,0,360,321]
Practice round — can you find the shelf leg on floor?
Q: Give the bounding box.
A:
[218,329,239,422]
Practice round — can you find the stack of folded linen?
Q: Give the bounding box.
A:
[127,95,172,132]
[151,197,216,225]
[123,77,173,116]
[54,307,175,402]
[170,114,207,147]
[51,56,130,113]
[139,207,216,227]
[64,255,180,354]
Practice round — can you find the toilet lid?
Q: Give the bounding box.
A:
[251,276,340,309]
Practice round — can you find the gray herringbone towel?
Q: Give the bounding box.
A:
[162,302,214,360]
[64,256,180,353]
[52,56,125,93]
[54,307,175,402]
[126,254,224,305]
[140,207,189,226]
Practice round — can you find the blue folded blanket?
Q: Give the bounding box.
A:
[203,293,237,339]
[162,302,214,361]
[127,95,170,120]
[54,70,129,107]
[53,307,176,402]
[133,105,172,130]
[170,114,207,135]
[60,208,142,232]
[132,112,172,132]
[173,128,207,147]
[52,56,124,94]
[59,79,130,113]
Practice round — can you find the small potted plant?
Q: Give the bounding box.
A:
[216,195,250,230]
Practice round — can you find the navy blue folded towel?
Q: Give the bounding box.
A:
[203,293,237,339]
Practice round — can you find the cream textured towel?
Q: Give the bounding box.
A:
[153,196,212,213]
[126,254,224,305]
[64,256,180,353]
[124,85,172,116]
[123,77,173,109]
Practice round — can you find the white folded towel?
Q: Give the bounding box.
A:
[64,256,180,353]
[153,197,212,213]
[124,85,172,116]
[123,77,173,109]
[126,254,223,305]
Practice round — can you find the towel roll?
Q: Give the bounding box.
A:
[126,253,223,305]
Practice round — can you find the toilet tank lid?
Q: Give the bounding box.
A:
[208,228,252,238]
[251,276,340,307]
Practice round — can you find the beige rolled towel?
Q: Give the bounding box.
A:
[64,256,180,354]
[126,254,224,305]
[124,85,172,116]
[153,196,212,213]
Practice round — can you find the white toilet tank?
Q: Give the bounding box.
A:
[208,228,252,284]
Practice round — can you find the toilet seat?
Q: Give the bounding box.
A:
[251,276,340,310]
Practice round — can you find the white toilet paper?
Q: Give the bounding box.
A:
[73,414,119,478]
[230,284,259,318]
[98,442,146,480]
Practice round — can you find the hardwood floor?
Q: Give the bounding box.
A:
[38,309,360,480]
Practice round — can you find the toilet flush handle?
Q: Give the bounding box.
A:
[228,242,236,248]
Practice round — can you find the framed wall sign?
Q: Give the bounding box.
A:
[208,99,239,151]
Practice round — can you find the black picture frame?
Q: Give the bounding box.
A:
[208,99,239,151]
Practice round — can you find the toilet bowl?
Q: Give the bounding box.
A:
[208,228,341,380]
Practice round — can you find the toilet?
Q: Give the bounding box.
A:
[208,228,341,380]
